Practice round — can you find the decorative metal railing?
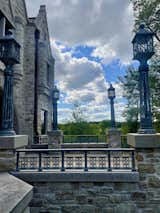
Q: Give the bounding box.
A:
[63,135,107,143]
[16,148,136,172]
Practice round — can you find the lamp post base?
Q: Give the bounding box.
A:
[48,130,63,149]
[106,129,121,148]
[138,128,156,134]
[0,129,16,136]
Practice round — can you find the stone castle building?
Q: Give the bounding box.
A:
[0,0,55,146]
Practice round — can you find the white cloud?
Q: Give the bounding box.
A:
[25,0,134,122]
[26,0,134,62]
[51,40,104,90]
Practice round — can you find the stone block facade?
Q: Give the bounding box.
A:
[0,0,54,146]
[30,181,139,213]
[135,148,160,211]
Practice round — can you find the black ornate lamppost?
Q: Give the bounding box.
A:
[0,30,20,136]
[52,86,60,130]
[108,84,116,129]
[132,24,156,134]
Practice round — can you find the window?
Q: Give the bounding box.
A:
[47,63,50,86]
[0,13,12,37]
[41,110,48,135]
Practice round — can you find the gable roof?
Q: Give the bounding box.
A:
[0,0,15,27]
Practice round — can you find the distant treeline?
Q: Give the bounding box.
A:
[59,120,134,135]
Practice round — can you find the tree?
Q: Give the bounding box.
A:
[120,60,160,133]
[119,66,140,133]
[71,103,86,123]
[132,0,160,42]
[120,1,160,133]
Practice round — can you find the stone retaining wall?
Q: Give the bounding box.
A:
[30,181,139,213]
[13,147,160,213]
[135,148,160,212]
[13,172,144,213]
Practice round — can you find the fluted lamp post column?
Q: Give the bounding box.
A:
[127,24,160,166]
[107,84,121,147]
[48,85,63,149]
[132,24,155,134]
[0,30,20,136]
[108,84,116,129]
[52,86,60,130]
[127,24,160,149]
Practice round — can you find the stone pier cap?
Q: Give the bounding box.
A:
[0,172,33,213]
[0,135,28,149]
[12,171,139,183]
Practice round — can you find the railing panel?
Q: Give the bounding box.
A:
[16,148,136,172]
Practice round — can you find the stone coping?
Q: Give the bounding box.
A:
[0,135,28,150]
[127,133,160,148]
[48,130,63,136]
[12,171,139,183]
[0,172,33,213]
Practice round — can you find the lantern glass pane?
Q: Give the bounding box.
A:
[54,91,59,99]
[108,90,115,97]
[137,36,153,54]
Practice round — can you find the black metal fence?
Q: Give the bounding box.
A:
[63,135,106,143]
[16,148,136,172]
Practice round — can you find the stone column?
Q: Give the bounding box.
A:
[48,130,63,149]
[127,133,160,210]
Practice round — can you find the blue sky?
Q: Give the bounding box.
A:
[26,0,135,123]
[59,43,127,82]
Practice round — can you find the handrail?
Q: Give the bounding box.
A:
[16,148,136,173]
[16,148,134,152]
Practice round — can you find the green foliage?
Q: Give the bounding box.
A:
[134,0,160,41]
[120,1,160,133]
[59,103,117,135]
[119,66,139,133]
[120,60,160,133]
[59,120,123,135]
[59,120,113,135]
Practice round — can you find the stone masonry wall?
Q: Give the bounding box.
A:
[135,148,160,211]
[23,23,36,145]
[0,0,54,145]
[30,181,140,213]
[35,5,54,135]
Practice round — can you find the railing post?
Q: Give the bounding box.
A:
[61,150,65,171]
[131,150,136,172]
[16,151,19,172]
[39,152,42,172]
[84,150,88,171]
[108,150,112,171]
